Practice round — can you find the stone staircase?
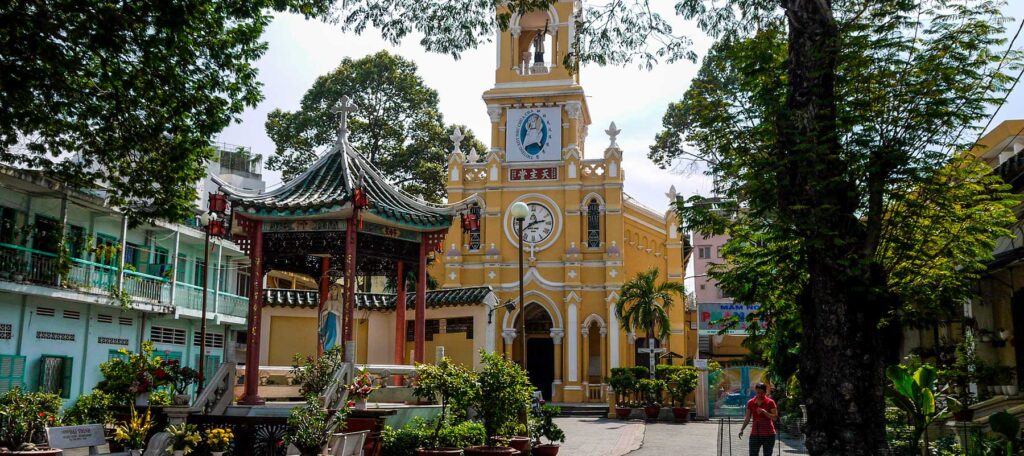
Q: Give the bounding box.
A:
[551,403,609,418]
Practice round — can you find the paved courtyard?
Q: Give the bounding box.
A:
[556,417,807,456]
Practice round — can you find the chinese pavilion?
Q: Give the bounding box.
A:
[215,96,471,405]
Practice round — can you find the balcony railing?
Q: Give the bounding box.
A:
[0,242,248,317]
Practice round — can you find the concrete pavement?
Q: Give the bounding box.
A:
[555,418,808,456]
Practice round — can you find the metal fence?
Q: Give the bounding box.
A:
[717,417,806,456]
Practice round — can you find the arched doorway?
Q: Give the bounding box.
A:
[513,303,556,400]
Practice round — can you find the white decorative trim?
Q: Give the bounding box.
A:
[627,332,637,345]
[609,301,620,368]
[568,303,578,382]
[503,194,563,252]
[550,327,564,344]
[605,291,620,303]
[502,290,564,329]
[487,106,503,123]
[581,313,607,332]
[563,386,582,391]
[563,101,582,119]
[494,79,577,89]
[623,213,668,234]
[483,89,585,100]
[503,328,517,344]
[564,290,582,303]
[580,192,607,212]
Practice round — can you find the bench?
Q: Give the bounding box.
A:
[46,424,127,455]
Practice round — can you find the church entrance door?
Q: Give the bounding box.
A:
[528,337,555,400]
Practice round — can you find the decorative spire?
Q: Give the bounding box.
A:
[666,185,678,201]
[605,121,621,148]
[332,95,357,144]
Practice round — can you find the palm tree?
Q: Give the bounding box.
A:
[615,268,687,379]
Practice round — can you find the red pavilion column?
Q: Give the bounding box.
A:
[344,218,358,363]
[240,220,265,405]
[394,261,406,365]
[317,256,330,357]
[414,242,427,363]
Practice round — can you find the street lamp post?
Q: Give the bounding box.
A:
[510,202,530,369]
[197,193,227,395]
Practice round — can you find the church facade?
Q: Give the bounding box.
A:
[432,0,687,403]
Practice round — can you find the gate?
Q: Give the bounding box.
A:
[707,364,767,417]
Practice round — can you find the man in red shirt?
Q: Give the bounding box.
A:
[739,382,778,456]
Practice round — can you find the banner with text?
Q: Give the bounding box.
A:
[698,303,765,335]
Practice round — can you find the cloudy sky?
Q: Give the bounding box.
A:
[217,3,1024,214]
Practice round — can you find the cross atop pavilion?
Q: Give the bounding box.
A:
[333,95,358,144]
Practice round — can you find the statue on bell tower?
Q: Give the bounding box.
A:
[533,20,549,65]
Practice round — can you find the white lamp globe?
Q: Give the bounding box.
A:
[510,202,530,220]
[199,213,210,226]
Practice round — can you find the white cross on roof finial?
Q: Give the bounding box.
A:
[333,95,358,144]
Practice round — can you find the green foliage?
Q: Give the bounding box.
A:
[0,0,333,222]
[667,368,699,406]
[166,423,201,454]
[615,267,686,343]
[654,364,687,380]
[97,341,170,406]
[113,406,153,450]
[285,398,344,455]
[885,363,949,455]
[291,345,344,400]
[381,419,486,455]
[62,390,115,426]
[265,51,487,203]
[989,411,1021,454]
[607,371,636,407]
[412,357,477,449]
[0,387,63,451]
[333,0,694,69]
[529,405,565,445]
[148,390,172,406]
[473,351,533,448]
[636,379,666,407]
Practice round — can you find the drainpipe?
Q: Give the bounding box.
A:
[116,215,128,294]
[169,231,180,311]
[56,193,68,286]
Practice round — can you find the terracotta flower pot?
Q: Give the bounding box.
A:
[464,446,519,456]
[672,407,690,423]
[417,448,463,456]
[614,407,631,419]
[643,405,660,421]
[508,437,530,454]
[532,444,560,456]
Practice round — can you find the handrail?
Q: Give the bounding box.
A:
[0,241,58,257]
[123,269,168,282]
[190,362,236,415]
[321,362,354,411]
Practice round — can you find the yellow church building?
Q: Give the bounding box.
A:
[428,0,686,403]
[251,0,688,405]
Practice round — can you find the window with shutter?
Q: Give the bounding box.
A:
[587,199,601,248]
[0,355,26,393]
[37,355,72,398]
[195,354,221,386]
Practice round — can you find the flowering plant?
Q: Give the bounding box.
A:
[166,423,201,454]
[113,406,153,450]
[205,427,234,452]
[98,341,174,405]
[164,359,203,395]
[0,387,63,451]
[347,369,378,400]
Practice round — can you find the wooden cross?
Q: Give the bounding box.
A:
[637,339,666,377]
[332,95,358,143]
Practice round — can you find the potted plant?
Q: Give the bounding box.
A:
[284,398,343,456]
[0,387,63,455]
[165,360,201,406]
[465,351,533,456]
[412,357,476,456]
[204,427,233,456]
[636,379,665,421]
[348,368,379,410]
[165,423,201,456]
[529,405,565,456]
[113,406,153,456]
[668,367,699,422]
[10,258,25,282]
[607,369,636,419]
[291,345,344,399]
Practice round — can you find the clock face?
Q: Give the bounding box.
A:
[514,203,555,244]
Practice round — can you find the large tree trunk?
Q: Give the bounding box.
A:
[777,0,888,453]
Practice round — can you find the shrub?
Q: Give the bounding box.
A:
[0,387,63,451]
[63,390,115,426]
[439,421,486,449]
[474,351,533,449]
[412,357,476,449]
[636,379,666,406]
[667,367,699,406]
[291,345,344,399]
[530,405,565,446]
[654,364,687,380]
[381,423,424,456]
[607,371,637,407]
[382,419,486,455]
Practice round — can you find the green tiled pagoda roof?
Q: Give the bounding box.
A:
[214,138,458,229]
[355,286,494,311]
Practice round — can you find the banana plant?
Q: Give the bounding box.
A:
[885,363,950,455]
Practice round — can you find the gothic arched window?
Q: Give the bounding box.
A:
[587,199,601,248]
[468,204,482,251]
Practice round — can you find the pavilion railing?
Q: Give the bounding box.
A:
[322,362,354,411]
